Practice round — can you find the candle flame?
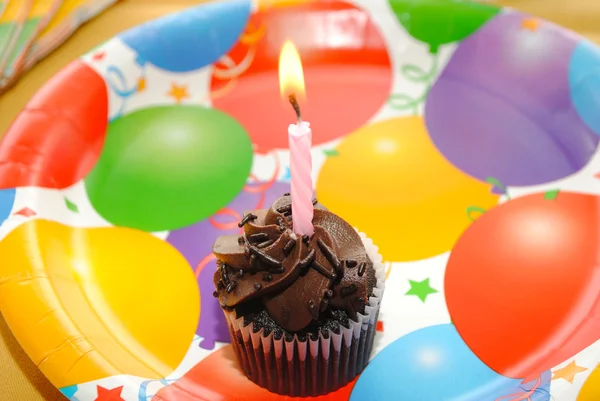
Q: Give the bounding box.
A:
[279,40,305,100]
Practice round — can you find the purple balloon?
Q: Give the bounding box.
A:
[167,181,290,350]
[425,11,598,188]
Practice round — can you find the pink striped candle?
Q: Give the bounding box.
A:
[289,120,314,236]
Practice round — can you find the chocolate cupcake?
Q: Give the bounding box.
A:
[212,194,385,396]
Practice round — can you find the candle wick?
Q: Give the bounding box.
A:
[288,93,302,123]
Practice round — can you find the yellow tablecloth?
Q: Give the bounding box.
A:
[0,0,598,399]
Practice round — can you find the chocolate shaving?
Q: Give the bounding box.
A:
[317,239,341,270]
[357,262,367,277]
[226,281,237,293]
[312,260,337,280]
[249,233,269,242]
[297,249,316,270]
[262,274,273,282]
[257,239,275,248]
[341,284,358,297]
[283,238,297,256]
[346,259,357,268]
[238,213,257,227]
[254,283,262,291]
[248,245,282,268]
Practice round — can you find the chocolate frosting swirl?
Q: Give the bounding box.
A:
[213,194,375,332]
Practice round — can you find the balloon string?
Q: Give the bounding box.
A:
[388,52,439,115]
[494,377,542,401]
[466,206,487,222]
[105,65,143,120]
[486,177,510,199]
[194,253,218,279]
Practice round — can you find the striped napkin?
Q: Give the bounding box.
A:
[0,0,116,92]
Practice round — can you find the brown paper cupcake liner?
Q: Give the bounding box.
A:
[222,232,385,397]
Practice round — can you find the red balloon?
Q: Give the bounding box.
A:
[210,0,392,153]
[0,60,108,189]
[445,191,600,382]
[152,345,357,401]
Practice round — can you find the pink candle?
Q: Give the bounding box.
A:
[289,120,314,236]
[279,40,314,236]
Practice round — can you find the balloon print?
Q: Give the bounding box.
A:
[577,364,600,401]
[210,0,392,152]
[153,345,357,401]
[0,220,199,387]
[351,324,551,401]
[316,116,498,262]
[0,188,15,225]
[85,105,253,232]
[119,0,252,72]
[425,12,599,188]
[167,181,290,349]
[0,61,108,190]
[569,40,600,136]
[388,0,500,53]
[446,191,600,381]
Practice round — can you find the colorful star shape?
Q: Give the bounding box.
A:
[281,166,291,181]
[167,83,190,103]
[137,77,146,92]
[92,51,106,61]
[94,385,125,401]
[13,207,36,217]
[405,278,438,302]
[552,360,588,384]
[521,17,540,32]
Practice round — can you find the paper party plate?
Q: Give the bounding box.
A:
[0,0,599,400]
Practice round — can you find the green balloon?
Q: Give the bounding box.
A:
[388,0,500,53]
[85,105,253,231]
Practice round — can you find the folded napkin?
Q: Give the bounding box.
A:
[0,0,116,92]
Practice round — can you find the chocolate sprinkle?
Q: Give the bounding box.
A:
[238,213,257,227]
[254,283,262,291]
[297,249,316,270]
[312,260,337,280]
[346,259,357,268]
[357,262,367,277]
[237,236,245,244]
[325,289,334,299]
[302,234,310,244]
[283,192,290,196]
[217,280,224,289]
[249,254,258,268]
[307,299,316,311]
[212,291,218,298]
[257,239,275,248]
[248,245,282,268]
[277,204,292,214]
[226,281,237,293]
[262,274,273,282]
[249,233,269,242]
[283,238,297,256]
[312,198,318,205]
[341,284,358,297]
[238,269,244,277]
[220,264,230,284]
[317,239,341,270]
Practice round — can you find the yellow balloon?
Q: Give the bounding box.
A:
[316,116,499,262]
[578,364,600,401]
[0,220,200,388]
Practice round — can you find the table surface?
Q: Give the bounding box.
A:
[0,0,599,400]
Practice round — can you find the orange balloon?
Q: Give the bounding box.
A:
[0,220,200,388]
[152,345,357,401]
[446,192,600,381]
[316,116,498,262]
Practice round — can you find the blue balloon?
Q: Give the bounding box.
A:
[351,324,551,401]
[119,0,252,72]
[0,188,15,225]
[569,40,600,136]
